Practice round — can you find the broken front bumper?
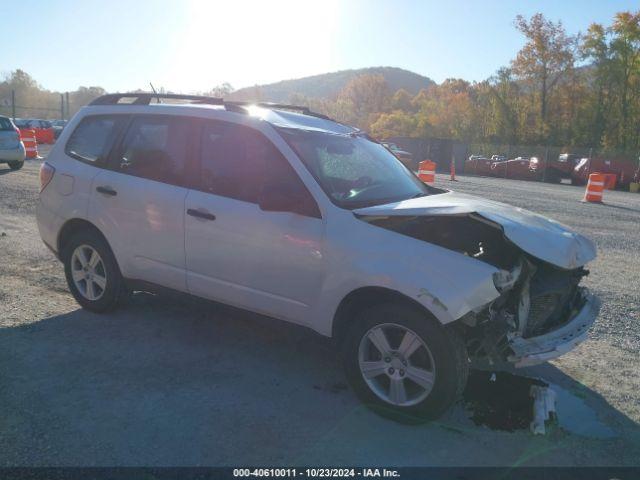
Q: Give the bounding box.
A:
[507,288,600,368]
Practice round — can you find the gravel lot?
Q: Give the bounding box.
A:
[1,153,639,466]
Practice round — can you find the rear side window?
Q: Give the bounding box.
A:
[66,115,127,163]
[0,117,14,131]
[114,115,190,185]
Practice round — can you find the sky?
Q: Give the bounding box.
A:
[1,0,638,93]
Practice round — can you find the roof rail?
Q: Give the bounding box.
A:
[89,93,225,106]
[88,93,334,121]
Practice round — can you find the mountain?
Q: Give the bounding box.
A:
[227,67,435,103]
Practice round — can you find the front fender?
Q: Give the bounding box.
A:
[314,215,501,336]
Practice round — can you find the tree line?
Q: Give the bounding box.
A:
[2,11,638,157]
[293,11,640,157]
[0,69,106,120]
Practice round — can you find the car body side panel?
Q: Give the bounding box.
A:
[36,142,101,252]
[185,189,326,325]
[306,209,501,336]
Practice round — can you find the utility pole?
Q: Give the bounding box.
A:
[65,92,70,119]
[60,93,64,120]
[11,90,15,120]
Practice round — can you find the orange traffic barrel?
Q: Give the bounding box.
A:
[582,173,605,203]
[20,129,39,159]
[418,160,436,185]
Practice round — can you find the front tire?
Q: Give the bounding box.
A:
[8,160,24,170]
[62,230,125,313]
[342,303,468,423]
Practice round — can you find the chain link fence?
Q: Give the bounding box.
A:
[0,89,100,122]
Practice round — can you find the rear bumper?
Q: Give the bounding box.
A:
[0,144,26,162]
[507,288,600,367]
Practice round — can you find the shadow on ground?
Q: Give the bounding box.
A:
[1,293,639,466]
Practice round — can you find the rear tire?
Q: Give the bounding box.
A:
[341,303,468,423]
[62,230,125,313]
[8,161,24,171]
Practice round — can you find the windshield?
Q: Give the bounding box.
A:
[278,128,433,209]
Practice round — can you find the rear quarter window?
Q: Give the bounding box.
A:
[65,115,128,163]
[0,117,14,131]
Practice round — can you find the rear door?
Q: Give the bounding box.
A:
[88,114,196,291]
[184,120,325,323]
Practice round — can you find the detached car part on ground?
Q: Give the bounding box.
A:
[36,93,600,423]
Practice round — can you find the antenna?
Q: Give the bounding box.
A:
[149,83,161,103]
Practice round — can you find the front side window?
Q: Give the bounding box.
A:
[278,128,434,209]
[116,116,190,185]
[199,121,317,212]
[65,115,127,163]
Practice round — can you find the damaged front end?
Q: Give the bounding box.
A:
[358,211,600,369]
[461,258,599,368]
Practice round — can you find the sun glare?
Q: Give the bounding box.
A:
[165,0,340,92]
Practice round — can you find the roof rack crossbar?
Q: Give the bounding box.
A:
[89,93,334,121]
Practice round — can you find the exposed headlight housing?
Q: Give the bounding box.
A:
[492,260,523,292]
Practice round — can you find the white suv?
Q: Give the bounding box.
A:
[37,93,600,421]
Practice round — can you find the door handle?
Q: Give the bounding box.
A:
[96,186,117,196]
[187,208,216,221]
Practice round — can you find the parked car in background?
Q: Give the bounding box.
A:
[382,142,415,170]
[490,157,537,180]
[490,155,506,162]
[0,115,26,170]
[530,153,580,183]
[15,118,55,144]
[465,155,493,175]
[51,119,68,139]
[572,157,637,187]
[36,93,600,422]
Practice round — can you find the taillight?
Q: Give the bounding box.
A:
[39,162,55,192]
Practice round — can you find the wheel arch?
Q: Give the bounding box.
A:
[331,286,439,345]
[57,218,112,259]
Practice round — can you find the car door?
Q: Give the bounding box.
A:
[184,120,326,324]
[88,114,195,292]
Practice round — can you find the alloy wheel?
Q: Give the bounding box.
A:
[358,323,436,407]
[70,245,107,301]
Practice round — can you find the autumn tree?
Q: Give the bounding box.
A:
[204,82,234,98]
[609,11,640,148]
[511,13,576,141]
[581,23,612,146]
[335,74,391,129]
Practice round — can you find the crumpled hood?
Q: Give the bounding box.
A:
[353,191,597,269]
